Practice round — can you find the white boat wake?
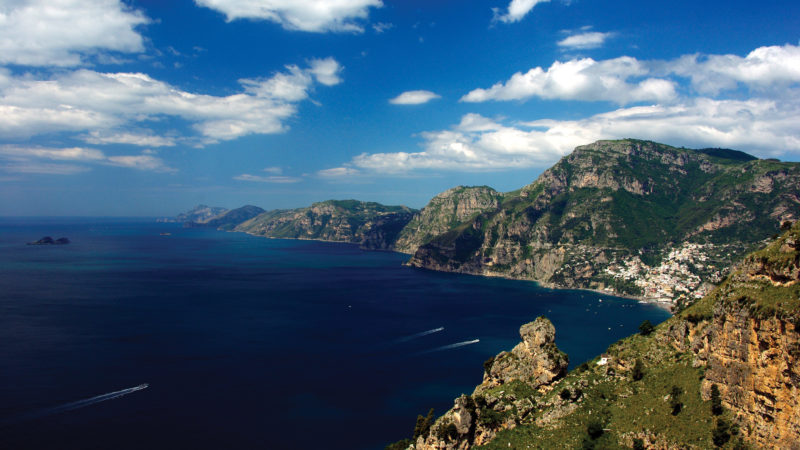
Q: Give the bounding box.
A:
[3,384,149,425]
[415,339,480,356]
[394,327,444,343]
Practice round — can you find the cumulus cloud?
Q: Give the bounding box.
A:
[463,44,800,105]
[194,0,382,33]
[492,0,550,24]
[339,95,800,173]
[557,31,614,50]
[233,173,301,183]
[0,145,175,174]
[389,90,442,105]
[669,44,800,95]
[0,58,342,143]
[461,57,677,104]
[0,0,149,67]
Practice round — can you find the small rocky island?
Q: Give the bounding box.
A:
[27,236,70,245]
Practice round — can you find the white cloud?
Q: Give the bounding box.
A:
[0,58,342,142]
[461,57,677,104]
[308,57,343,86]
[0,0,149,67]
[262,166,283,174]
[0,145,175,173]
[317,167,360,177]
[389,90,442,105]
[194,0,382,33]
[372,22,393,33]
[340,95,800,173]
[106,154,175,172]
[492,0,549,24]
[83,131,177,147]
[234,173,300,183]
[557,31,613,50]
[669,44,800,95]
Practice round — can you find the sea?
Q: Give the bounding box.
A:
[0,218,670,449]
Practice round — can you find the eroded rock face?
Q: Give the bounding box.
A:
[414,318,567,450]
[481,318,567,389]
[394,186,502,254]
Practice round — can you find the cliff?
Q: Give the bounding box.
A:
[235,200,417,250]
[391,222,800,449]
[413,318,568,450]
[394,186,503,254]
[407,140,800,306]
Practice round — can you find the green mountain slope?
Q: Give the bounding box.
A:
[235,199,417,250]
[397,222,800,450]
[407,140,800,305]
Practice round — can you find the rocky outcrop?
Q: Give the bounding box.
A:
[27,236,69,245]
[413,318,567,449]
[235,200,417,250]
[408,140,800,304]
[394,186,502,254]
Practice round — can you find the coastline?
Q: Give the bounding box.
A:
[231,227,676,313]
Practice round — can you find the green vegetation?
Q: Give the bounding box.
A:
[638,320,654,336]
[711,384,723,416]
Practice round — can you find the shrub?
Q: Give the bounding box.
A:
[639,320,655,336]
[483,356,495,376]
[478,408,503,428]
[670,385,684,415]
[632,358,645,381]
[413,408,435,440]
[587,420,604,439]
[710,384,723,415]
[385,439,413,450]
[712,418,731,446]
[560,388,572,400]
[632,438,645,450]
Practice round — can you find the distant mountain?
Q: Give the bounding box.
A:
[394,186,504,254]
[185,205,265,230]
[176,204,228,223]
[407,139,800,305]
[235,200,417,250]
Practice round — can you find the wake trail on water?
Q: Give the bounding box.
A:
[415,339,480,356]
[393,327,444,343]
[2,384,149,426]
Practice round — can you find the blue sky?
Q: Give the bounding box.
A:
[1,0,799,216]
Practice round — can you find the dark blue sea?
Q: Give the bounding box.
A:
[0,218,670,449]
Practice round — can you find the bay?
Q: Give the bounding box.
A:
[0,218,670,449]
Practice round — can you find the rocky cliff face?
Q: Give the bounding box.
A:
[673,222,800,449]
[235,200,416,250]
[392,223,800,449]
[413,318,568,449]
[394,186,503,254]
[408,140,800,305]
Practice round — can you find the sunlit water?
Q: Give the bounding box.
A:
[0,218,670,449]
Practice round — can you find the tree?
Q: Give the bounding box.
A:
[710,384,723,415]
[632,358,645,381]
[670,385,684,415]
[587,420,604,439]
[639,320,655,336]
[632,438,645,450]
[712,418,731,446]
[413,408,435,440]
[560,388,572,400]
